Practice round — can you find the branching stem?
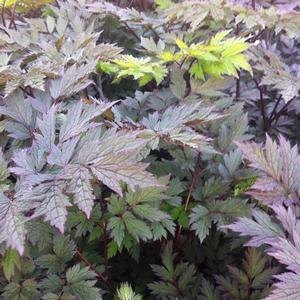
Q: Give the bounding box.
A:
[176,152,201,238]
[269,97,295,124]
[253,78,267,131]
[268,95,282,124]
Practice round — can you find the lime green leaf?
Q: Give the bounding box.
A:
[210,30,232,45]
[160,51,175,62]
[222,41,250,58]
[176,39,187,50]
[152,65,167,84]
[230,54,253,75]
[190,62,205,80]
[96,61,119,74]
[139,73,153,86]
[155,0,172,10]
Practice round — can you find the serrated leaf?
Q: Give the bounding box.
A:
[0,193,27,255]
[50,63,96,100]
[66,165,94,218]
[189,205,211,242]
[30,182,72,233]
[123,212,152,242]
[155,0,172,10]
[66,265,102,300]
[2,249,21,280]
[264,272,300,300]
[225,209,284,247]
[176,38,187,49]
[90,153,161,196]
[107,216,125,247]
[199,279,220,300]
[3,279,40,300]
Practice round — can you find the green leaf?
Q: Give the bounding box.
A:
[3,279,40,300]
[178,210,189,229]
[114,282,142,300]
[123,212,153,242]
[176,39,187,49]
[2,249,21,281]
[160,51,175,62]
[108,241,119,258]
[155,0,172,10]
[210,30,231,45]
[190,62,205,80]
[66,265,102,300]
[37,235,75,273]
[138,73,153,86]
[96,61,119,74]
[53,235,75,263]
[133,204,167,222]
[40,274,64,294]
[200,279,220,300]
[189,205,211,242]
[229,54,253,75]
[149,243,196,297]
[107,216,126,247]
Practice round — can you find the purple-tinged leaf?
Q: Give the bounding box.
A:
[30,182,71,233]
[65,164,94,218]
[264,272,300,300]
[271,206,296,235]
[0,193,27,255]
[237,135,300,206]
[225,209,284,247]
[267,230,300,274]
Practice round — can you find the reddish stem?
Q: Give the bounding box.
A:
[176,152,201,238]
[75,249,108,284]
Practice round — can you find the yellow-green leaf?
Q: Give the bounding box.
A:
[222,41,250,57]
[190,62,205,80]
[176,38,187,50]
[155,0,172,10]
[160,51,175,62]
[230,54,253,75]
[210,30,232,45]
[139,73,153,86]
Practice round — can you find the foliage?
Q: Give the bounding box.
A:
[215,248,279,300]
[0,0,300,299]
[98,31,252,85]
[148,242,197,298]
[114,283,142,300]
[226,135,300,299]
[0,0,54,13]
